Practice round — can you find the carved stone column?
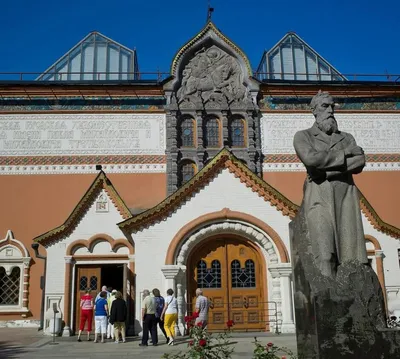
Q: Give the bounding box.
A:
[221,111,229,146]
[177,267,187,336]
[196,111,204,169]
[161,265,186,336]
[62,256,74,337]
[21,258,31,316]
[375,250,387,311]
[269,263,295,333]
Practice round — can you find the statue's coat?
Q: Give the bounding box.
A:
[293,124,368,267]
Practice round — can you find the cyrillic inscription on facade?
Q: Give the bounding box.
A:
[261,114,400,154]
[0,114,166,156]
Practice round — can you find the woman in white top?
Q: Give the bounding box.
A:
[161,288,178,345]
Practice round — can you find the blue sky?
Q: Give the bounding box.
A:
[1,0,399,79]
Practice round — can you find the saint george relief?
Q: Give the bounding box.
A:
[174,45,253,110]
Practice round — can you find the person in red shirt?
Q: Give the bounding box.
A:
[77,288,94,342]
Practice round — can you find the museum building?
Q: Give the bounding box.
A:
[0,21,399,336]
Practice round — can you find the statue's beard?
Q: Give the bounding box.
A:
[316,116,338,135]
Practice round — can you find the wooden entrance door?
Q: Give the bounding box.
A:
[74,266,101,332]
[188,237,266,331]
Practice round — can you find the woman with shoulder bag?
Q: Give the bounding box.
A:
[161,288,178,346]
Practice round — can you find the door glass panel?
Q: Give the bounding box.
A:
[89,276,98,290]
[79,276,88,290]
[231,259,256,288]
[197,260,221,288]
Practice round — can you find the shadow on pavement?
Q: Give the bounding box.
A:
[0,341,27,358]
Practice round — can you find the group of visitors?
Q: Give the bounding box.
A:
[78,285,127,343]
[139,287,210,347]
[78,285,211,346]
[140,288,179,347]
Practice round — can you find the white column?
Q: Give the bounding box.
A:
[161,265,186,336]
[269,263,295,333]
[161,265,181,292]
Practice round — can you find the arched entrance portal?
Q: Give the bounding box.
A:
[187,235,267,331]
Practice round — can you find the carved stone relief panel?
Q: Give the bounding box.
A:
[174,46,253,110]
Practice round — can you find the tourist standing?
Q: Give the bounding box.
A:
[161,288,178,346]
[109,291,127,343]
[195,288,210,329]
[139,289,157,346]
[77,288,94,342]
[95,285,110,301]
[107,289,117,339]
[93,291,108,343]
[152,288,168,343]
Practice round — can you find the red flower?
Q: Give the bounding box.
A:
[184,315,192,323]
[267,342,274,347]
[196,321,203,327]
[226,319,235,327]
[199,339,207,347]
[282,356,287,359]
[193,312,199,318]
[189,340,194,346]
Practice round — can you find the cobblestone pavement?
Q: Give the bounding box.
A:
[0,328,297,359]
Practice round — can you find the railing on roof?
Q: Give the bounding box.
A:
[253,72,400,83]
[0,71,399,83]
[0,72,171,82]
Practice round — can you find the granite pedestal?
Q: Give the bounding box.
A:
[290,207,400,359]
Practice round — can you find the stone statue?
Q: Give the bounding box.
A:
[293,90,368,277]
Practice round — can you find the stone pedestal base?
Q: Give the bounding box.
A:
[290,208,400,359]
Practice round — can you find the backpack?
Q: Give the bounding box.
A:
[155,296,165,318]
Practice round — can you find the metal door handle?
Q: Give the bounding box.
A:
[243,297,249,309]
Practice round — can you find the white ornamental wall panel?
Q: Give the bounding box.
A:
[0,113,166,156]
[261,113,400,155]
[45,190,127,295]
[133,168,292,322]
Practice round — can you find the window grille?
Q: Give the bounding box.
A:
[231,259,256,288]
[181,162,196,184]
[231,119,245,147]
[197,260,221,288]
[181,118,195,147]
[205,118,220,147]
[79,276,88,290]
[90,276,98,291]
[0,267,21,305]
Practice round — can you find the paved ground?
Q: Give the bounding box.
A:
[0,328,297,359]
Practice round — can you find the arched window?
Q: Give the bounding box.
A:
[180,161,196,185]
[180,118,195,147]
[0,267,21,305]
[231,118,245,147]
[205,118,220,148]
[197,260,221,288]
[89,276,98,291]
[79,276,88,290]
[0,231,31,312]
[231,259,256,288]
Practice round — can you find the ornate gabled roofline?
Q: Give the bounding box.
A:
[118,148,298,233]
[117,148,400,239]
[34,171,132,246]
[359,192,400,239]
[170,21,252,76]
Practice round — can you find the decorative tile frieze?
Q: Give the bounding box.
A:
[0,163,166,175]
[260,96,400,111]
[262,162,400,172]
[0,96,166,112]
[0,155,166,166]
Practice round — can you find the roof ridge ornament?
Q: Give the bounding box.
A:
[206,0,214,22]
